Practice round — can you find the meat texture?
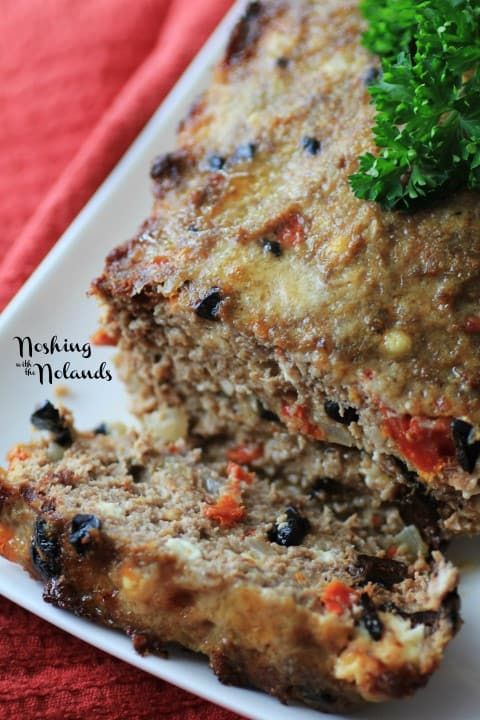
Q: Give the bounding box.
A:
[0,408,460,711]
[93,0,480,521]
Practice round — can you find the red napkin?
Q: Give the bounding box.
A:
[0,1,243,717]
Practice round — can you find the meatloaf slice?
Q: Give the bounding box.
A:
[93,0,480,512]
[0,405,460,711]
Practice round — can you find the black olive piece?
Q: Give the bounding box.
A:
[267,506,310,547]
[188,224,200,232]
[324,400,359,425]
[150,155,166,179]
[194,288,223,321]
[393,474,442,550]
[262,239,282,257]
[408,610,439,627]
[93,423,108,435]
[30,401,72,447]
[378,601,438,628]
[224,0,263,66]
[128,463,146,483]
[301,136,321,156]
[363,66,381,86]
[391,456,417,483]
[257,400,280,422]
[69,514,102,555]
[31,518,61,579]
[309,476,346,499]
[54,429,73,447]
[207,154,226,171]
[451,419,480,473]
[276,56,290,69]
[350,554,408,589]
[382,591,461,632]
[443,590,462,633]
[150,152,186,181]
[31,400,63,433]
[360,593,384,641]
[233,143,256,162]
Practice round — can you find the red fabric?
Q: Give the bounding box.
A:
[0,1,243,718]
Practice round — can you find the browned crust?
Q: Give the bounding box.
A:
[150,150,193,199]
[368,664,429,700]
[223,1,273,68]
[209,641,359,712]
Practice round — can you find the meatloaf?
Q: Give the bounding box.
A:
[92,0,480,517]
[0,404,460,711]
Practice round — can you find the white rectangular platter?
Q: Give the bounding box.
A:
[1,2,479,718]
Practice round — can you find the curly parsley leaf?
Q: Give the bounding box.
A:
[349,0,480,211]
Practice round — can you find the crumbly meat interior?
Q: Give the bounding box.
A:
[102,305,480,535]
[0,413,460,712]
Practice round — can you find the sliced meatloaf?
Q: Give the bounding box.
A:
[132,399,480,538]
[0,405,460,711]
[92,0,480,514]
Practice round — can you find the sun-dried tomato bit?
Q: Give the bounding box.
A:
[203,494,246,527]
[274,212,305,247]
[152,255,169,265]
[204,463,254,528]
[7,445,30,465]
[386,545,398,559]
[0,525,17,562]
[381,411,455,474]
[464,316,480,334]
[227,462,255,486]
[0,525,14,553]
[281,403,325,441]
[227,443,263,465]
[322,580,357,615]
[90,328,119,346]
[267,507,310,547]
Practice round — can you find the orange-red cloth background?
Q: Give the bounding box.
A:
[0,1,243,718]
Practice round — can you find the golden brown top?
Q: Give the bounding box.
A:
[96,0,480,421]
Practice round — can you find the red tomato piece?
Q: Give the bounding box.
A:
[465,316,480,333]
[322,580,357,615]
[90,328,119,346]
[382,412,455,474]
[281,403,325,441]
[203,494,245,527]
[227,443,263,465]
[275,213,305,246]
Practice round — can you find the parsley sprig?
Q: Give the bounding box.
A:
[349,0,480,210]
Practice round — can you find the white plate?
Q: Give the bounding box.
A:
[1,1,479,717]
